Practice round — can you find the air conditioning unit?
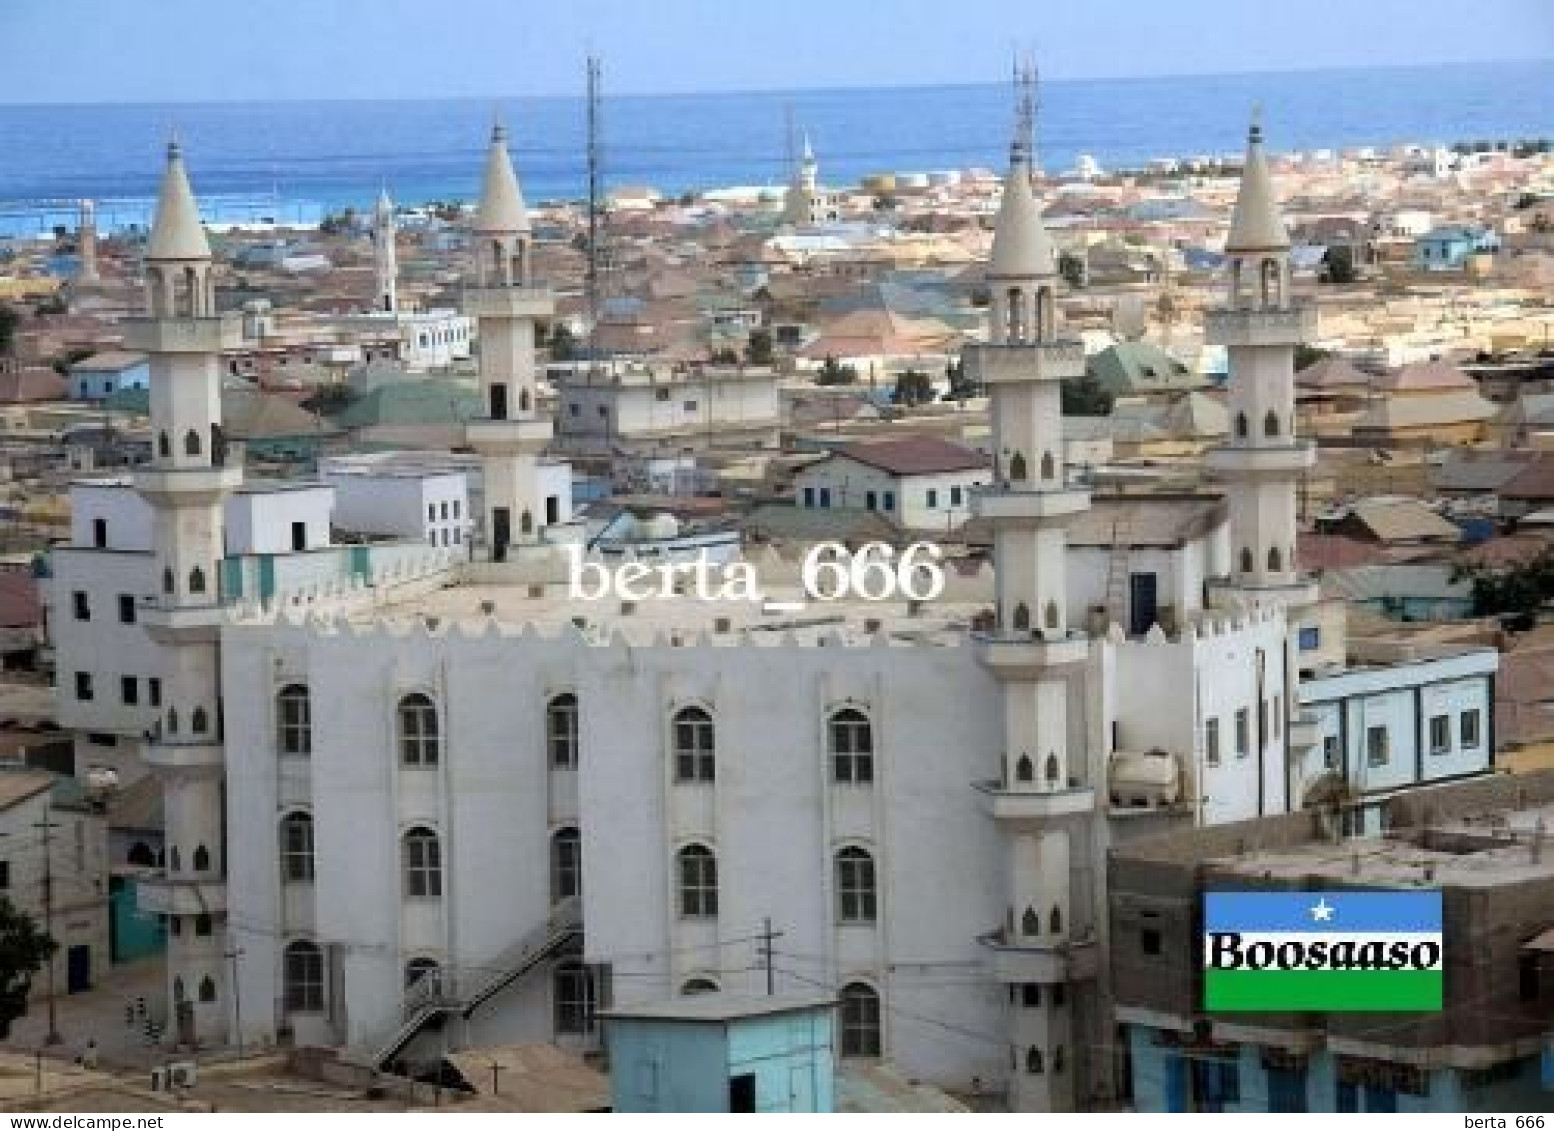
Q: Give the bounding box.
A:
[170,1061,198,1088]
[149,1066,169,1091]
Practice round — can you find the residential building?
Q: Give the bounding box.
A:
[792,435,991,531]
[67,352,148,402]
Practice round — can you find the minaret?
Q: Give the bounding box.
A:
[122,139,241,1045]
[464,121,554,561]
[783,131,819,226]
[77,199,99,284]
[372,186,398,314]
[1205,111,1318,613]
[798,132,818,198]
[963,67,1095,1114]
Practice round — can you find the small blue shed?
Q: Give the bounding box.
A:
[602,993,837,1113]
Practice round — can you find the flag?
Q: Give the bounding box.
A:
[1203,891,1442,1012]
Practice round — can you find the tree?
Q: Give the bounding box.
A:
[1453,547,1554,620]
[0,897,55,1039]
[1294,344,1333,372]
[1058,251,1086,290]
[891,368,934,407]
[1321,245,1357,285]
[1061,372,1113,416]
[945,357,980,401]
[546,322,577,362]
[745,327,773,366]
[0,304,18,357]
[815,355,858,386]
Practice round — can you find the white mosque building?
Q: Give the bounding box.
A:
[50,106,1497,1110]
[782,132,843,226]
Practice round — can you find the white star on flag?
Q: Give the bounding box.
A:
[1310,898,1335,922]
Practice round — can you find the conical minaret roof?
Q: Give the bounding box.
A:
[1225,113,1289,253]
[376,184,394,216]
[988,149,1055,279]
[474,122,530,234]
[146,139,211,262]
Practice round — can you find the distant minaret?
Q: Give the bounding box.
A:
[464,121,555,561]
[783,131,820,225]
[122,139,241,1046]
[799,131,818,198]
[77,199,99,284]
[372,186,398,314]
[1205,110,1317,613]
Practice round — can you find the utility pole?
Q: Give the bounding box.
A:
[489,1060,503,1097]
[225,947,244,1059]
[34,808,61,1045]
[755,918,785,996]
[585,54,605,369]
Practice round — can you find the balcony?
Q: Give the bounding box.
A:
[979,930,1100,984]
[1203,304,1316,347]
[465,416,553,455]
[138,875,226,917]
[1204,441,1316,478]
[121,314,242,354]
[133,465,244,502]
[462,286,554,321]
[974,631,1089,676]
[139,601,226,643]
[974,780,1096,820]
[972,486,1090,524]
[962,340,1085,385]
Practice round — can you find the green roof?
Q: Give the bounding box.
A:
[334,378,483,428]
[1086,341,1204,397]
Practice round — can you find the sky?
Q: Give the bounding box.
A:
[1,0,1550,103]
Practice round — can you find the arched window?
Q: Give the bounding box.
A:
[1040,451,1055,481]
[1053,1046,1066,1073]
[835,846,877,923]
[839,983,881,1057]
[1260,258,1281,306]
[546,693,578,769]
[1264,410,1279,437]
[1026,1047,1044,1074]
[519,388,531,412]
[1016,754,1035,783]
[829,709,873,784]
[404,957,439,990]
[199,976,217,1003]
[158,432,171,458]
[1268,545,1283,572]
[162,568,174,595]
[1044,754,1060,784]
[403,827,442,898]
[1036,285,1055,340]
[554,961,596,1035]
[169,845,181,872]
[1022,906,1040,936]
[1050,905,1063,934]
[1009,452,1028,481]
[191,707,208,735]
[550,826,581,903]
[166,707,178,735]
[681,978,719,996]
[127,842,154,868]
[188,566,205,594]
[1240,548,1254,574]
[677,844,718,918]
[172,976,186,1003]
[277,684,311,756]
[192,844,210,872]
[1235,412,1248,439]
[1044,601,1059,631]
[672,706,715,783]
[283,940,324,1011]
[1012,603,1031,632]
[398,693,440,767]
[1005,287,1023,341]
[520,509,534,535]
[184,429,201,457]
[281,811,314,883]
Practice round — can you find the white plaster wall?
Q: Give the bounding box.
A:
[225,487,335,556]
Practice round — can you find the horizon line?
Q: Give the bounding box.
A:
[1,55,1549,110]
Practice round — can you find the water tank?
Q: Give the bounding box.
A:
[1108,749,1181,808]
[641,512,681,540]
[861,173,897,194]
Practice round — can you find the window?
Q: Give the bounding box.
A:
[1299,626,1321,651]
[0,861,9,889]
[819,487,831,508]
[1234,709,1249,757]
[839,982,881,1057]
[951,485,963,506]
[677,844,718,918]
[1323,734,1340,769]
[195,914,212,936]
[1460,709,1482,748]
[92,518,108,548]
[1026,1047,1044,1074]
[1142,928,1162,955]
[283,940,324,1012]
[121,677,138,706]
[192,844,210,871]
[188,566,205,594]
[277,685,311,756]
[75,672,93,701]
[427,504,436,523]
[1021,984,1041,1007]
[281,812,314,883]
[199,976,217,1003]
[882,491,895,512]
[1428,714,1451,755]
[865,491,877,511]
[926,488,938,509]
[681,978,719,995]
[829,709,874,784]
[547,693,579,769]
[550,827,581,903]
[672,706,715,783]
[149,678,162,708]
[802,487,815,507]
[836,846,877,923]
[405,957,439,990]
[554,961,596,1035]
[403,827,442,898]
[1366,725,1390,767]
[655,387,670,401]
[72,591,90,621]
[290,521,306,552]
[118,594,136,624]
[398,693,440,767]
[1204,718,1221,766]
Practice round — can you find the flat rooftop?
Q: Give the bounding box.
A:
[599,992,835,1023]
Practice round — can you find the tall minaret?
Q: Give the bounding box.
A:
[372,186,398,314]
[77,199,99,284]
[798,132,818,198]
[123,140,241,1045]
[963,67,1095,1114]
[1205,111,1318,613]
[464,121,554,561]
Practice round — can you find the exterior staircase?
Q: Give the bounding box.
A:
[358,896,583,1070]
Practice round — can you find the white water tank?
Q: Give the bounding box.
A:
[641,512,681,540]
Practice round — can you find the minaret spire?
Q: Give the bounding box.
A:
[373,183,398,314]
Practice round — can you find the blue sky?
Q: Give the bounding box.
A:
[1,0,1549,103]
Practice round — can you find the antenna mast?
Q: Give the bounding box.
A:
[784,103,797,184]
[585,54,607,366]
[1012,54,1038,170]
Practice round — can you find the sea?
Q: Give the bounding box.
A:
[0,60,1549,238]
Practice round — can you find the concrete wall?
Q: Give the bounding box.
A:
[226,487,335,557]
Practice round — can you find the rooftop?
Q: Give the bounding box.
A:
[599,992,835,1023]
[830,435,989,476]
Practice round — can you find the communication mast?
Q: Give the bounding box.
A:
[585,54,608,365]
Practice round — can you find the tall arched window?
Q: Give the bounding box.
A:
[1022,906,1040,936]
[546,693,579,770]
[283,940,324,1011]
[184,429,201,457]
[1260,257,1281,306]
[162,568,174,595]
[520,510,534,534]
[1268,545,1283,572]
[403,826,442,898]
[1009,452,1028,481]
[1044,753,1060,784]
[404,957,439,990]
[839,982,882,1057]
[1012,603,1031,632]
[550,826,581,903]
[1044,601,1059,631]
[1026,1047,1044,1074]
[1016,754,1035,783]
[677,844,718,918]
[191,707,208,735]
[835,846,877,923]
[188,567,206,594]
[1264,410,1280,437]
[281,811,314,883]
[1240,548,1254,574]
[277,684,311,756]
[554,961,596,1035]
[1040,451,1055,481]
[398,693,440,767]
[1235,412,1248,439]
[1050,905,1064,934]
[158,432,171,458]
[192,844,210,872]
[829,709,873,784]
[199,976,217,1003]
[672,706,715,783]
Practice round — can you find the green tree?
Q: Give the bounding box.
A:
[1061,372,1113,416]
[815,355,858,386]
[0,897,56,1039]
[891,368,934,407]
[0,304,18,357]
[1453,548,1554,620]
[1294,344,1333,372]
[546,322,577,362]
[1058,251,1086,290]
[1321,245,1357,285]
[745,327,773,366]
[945,357,980,401]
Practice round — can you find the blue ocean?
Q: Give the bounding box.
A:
[0,60,1549,237]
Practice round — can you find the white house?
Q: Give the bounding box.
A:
[792,435,991,531]
[68,352,149,401]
